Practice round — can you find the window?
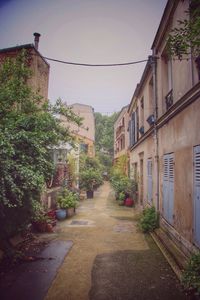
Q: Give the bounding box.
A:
[162,51,173,111]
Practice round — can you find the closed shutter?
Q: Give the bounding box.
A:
[147,159,153,203]
[194,146,200,246]
[131,112,135,145]
[163,153,174,224]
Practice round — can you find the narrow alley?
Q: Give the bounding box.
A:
[45,182,188,300]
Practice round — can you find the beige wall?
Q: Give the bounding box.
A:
[128,0,200,253]
[114,106,129,159]
[129,135,156,206]
[158,98,200,242]
[68,104,95,142]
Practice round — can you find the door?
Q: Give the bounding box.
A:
[163,153,174,224]
[147,159,153,203]
[194,146,200,246]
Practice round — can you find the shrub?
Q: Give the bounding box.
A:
[79,168,103,191]
[57,188,78,208]
[182,252,200,295]
[110,170,132,198]
[138,206,159,233]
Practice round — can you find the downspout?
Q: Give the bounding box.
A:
[150,53,159,211]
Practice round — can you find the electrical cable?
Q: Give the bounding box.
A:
[43,56,148,67]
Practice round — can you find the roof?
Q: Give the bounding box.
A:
[114,105,129,126]
[128,58,152,114]
[0,43,49,67]
[151,0,179,50]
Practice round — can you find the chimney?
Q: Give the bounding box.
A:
[33,32,41,50]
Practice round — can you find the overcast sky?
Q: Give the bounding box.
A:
[0,0,167,114]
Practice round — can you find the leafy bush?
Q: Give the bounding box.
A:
[57,188,78,208]
[0,51,81,255]
[31,200,48,222]
[182,251,200,295]
[79,168,103,191]
[110,169,132,198]
[138,206,159,233]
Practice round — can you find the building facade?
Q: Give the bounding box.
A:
[113,105,129,174]
[0,33,49,101]
[129,0,200,255]
[63,103,95,158]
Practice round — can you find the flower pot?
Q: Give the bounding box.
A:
[125,198,134,207]
[66,207,75,217]
[56,209,67,220]
[86,190,94,199]
[32,221,47,232]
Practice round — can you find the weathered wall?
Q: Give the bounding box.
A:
[0,46,49,101]
[129,134,156,206]
[158,97,200,243]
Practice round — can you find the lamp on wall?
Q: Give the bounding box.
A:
[146,114,155,126]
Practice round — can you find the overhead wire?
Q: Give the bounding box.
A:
[43,56,148,67]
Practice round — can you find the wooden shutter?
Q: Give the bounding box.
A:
[147,159,153,203]
[194,146,200,246]
[163,153,174,224]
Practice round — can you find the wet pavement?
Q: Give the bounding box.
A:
[45,182,189,300]
[0,183,191,300]
[0,240,72,300]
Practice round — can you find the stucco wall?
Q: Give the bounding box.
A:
[158,97,200,242]
[129,134,156,206]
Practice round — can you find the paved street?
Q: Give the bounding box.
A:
[45,182,188,300]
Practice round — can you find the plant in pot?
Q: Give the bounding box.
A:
[79,168,103,199]
[118,192,125,206]
[31,201,50,232]
[56,188,78,219]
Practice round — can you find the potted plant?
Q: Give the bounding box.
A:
[56,188,78,218]
[79,168,103,199]
[118,192,125,206]
[31,201,50,232]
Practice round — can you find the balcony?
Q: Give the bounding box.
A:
[165,89,173,111]
[116,125,125,138]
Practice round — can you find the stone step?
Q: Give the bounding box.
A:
[151,228,188,280]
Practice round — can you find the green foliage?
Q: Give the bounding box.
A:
[167,1,200,59]
[95,112,118,175]
[110,168,132,198]
[31,200,49,222]
[79,154,103,191]
[138,206,159,233]
[57,188,78,208]
[95,112,118,155]
[79,168,103,191]
[118,192,125,202]
[182,251,200,295]
[0,50,81,248]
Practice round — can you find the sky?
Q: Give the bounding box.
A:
[0,0,167,114]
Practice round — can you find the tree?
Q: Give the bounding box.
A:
[0,51,81,255]
[95,112,118,174]
[167,0,200,60]
[95,112,118,155]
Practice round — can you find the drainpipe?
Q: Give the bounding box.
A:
[149,53,159,211]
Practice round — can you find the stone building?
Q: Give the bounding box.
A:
[113,105,129,174]
[62,103,95,158]
[128,0,200,255]
[0,33,49,101]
